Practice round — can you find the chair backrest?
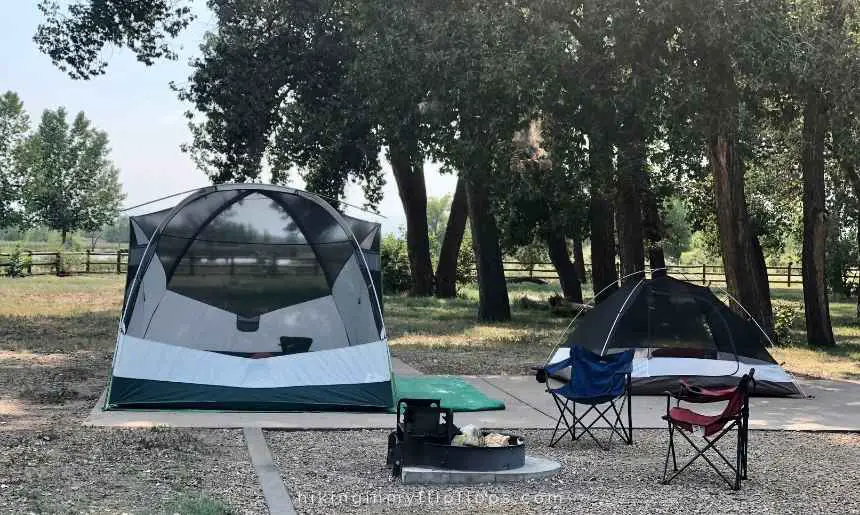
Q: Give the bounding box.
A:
[719,369,756,421]
[568,346,634,398]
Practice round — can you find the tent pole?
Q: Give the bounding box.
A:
[600,279,645,356]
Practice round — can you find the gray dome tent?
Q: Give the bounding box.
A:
[546,275,802,397]
[108,184,391,410]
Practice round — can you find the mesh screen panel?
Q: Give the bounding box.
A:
[158,193,332,317]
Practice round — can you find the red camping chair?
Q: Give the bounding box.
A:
[661,370,755,490]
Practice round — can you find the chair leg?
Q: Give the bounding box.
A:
[664,423,741,489]
[741,414,750,479]
[662,423,674,484]
[549,395,575,447]
[735,428,742,490]
[627,373,633,444]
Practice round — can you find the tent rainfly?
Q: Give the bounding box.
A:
[107,184,391,411]
[546,275,803,397]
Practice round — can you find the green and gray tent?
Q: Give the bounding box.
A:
[107,184,391,411]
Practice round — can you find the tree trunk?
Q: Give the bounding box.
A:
[708,132,776,341]
[589,131,619,302]
[61,228,68,245]
[801,93,836,347]
[572,238,587,283]
[616,128,646,283]
[465,173,510,322]
[641,176,667,274]
[546,233,583,302]
[435,177,468,298]
[389,142,434,296]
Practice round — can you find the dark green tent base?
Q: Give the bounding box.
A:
[106,377,393,412]
[105,374,505,413]
[391,375,505,412]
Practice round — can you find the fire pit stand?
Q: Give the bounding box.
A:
[386,398,526,477]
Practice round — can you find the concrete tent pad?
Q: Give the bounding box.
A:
[480,375,860,432]
[85,365,860,431]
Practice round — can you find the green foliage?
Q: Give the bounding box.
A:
[0,91,29,229]
[680,232,720,265]
[512,240,549,277]
[661,198,692,261]
[772,300,803,346]
[18,108,125,243]
[2,245,31,278]
[381,233,411,294]
[456,232,476,286]
[824,224,858,299]
[56,250,82,275]
[34,0,194,80]
[426,194,451,262]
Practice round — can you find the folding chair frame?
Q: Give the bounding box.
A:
[548,373,633,451]
[661,387,751,490]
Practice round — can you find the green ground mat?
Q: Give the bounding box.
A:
[391,374,505,413]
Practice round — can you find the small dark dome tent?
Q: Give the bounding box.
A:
[108,184,391,410]
[546,275,802,396]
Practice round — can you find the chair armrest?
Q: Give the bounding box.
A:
[542,356,573,377]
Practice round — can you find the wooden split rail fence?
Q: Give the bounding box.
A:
[0,250,128,276]
[0,251,816,288]
[500,261,805,288]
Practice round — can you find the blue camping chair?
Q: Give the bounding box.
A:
[538,346,634,450]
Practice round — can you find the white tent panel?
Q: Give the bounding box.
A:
[126,258,167,336]
[549,347,794,383]
[332,255,379,346]
[635,357,794,383]
[113,335,390,388]
[144,292,349,352]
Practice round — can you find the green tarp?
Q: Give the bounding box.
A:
[391,375,505,412]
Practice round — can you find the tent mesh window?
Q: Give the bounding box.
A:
[156,192,339,317]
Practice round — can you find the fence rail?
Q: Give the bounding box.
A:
[500,261,806,287]
[0,250,825,289]
[0,250,128,276]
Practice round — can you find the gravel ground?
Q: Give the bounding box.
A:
[267,428,860,515]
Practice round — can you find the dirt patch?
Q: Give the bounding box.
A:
[0,276,267,513]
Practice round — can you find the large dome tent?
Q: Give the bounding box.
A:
[107,184,392,411]
[545,273,803,397]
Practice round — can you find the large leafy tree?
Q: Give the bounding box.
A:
[659,0,794,340]
[0,91,29,228]
[18,108,124,243]
[784,0,860,346]
[34,0,193,80]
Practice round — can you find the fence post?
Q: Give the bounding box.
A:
[116,250,122,274]
[702,263,706,285]
[85,249,91,273]
[56,252,62,276]
[787,262,792,287]
[27,251,32,275]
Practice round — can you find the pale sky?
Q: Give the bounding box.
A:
[0,2,456,234]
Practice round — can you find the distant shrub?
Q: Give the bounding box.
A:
[381,234,411,294]
[56,250,82,275]
[2,245,31,278]
[456,233,475,286]
[772,300,802,346]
